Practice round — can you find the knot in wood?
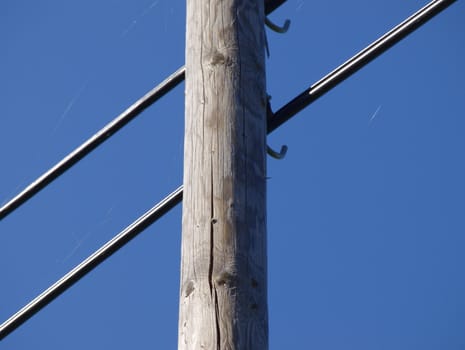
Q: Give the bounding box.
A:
[208,49,233,67]
[183,280,195,298]
[214,271,236,287]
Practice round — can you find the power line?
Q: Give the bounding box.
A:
[0,0,457,339]
[0,186,183,340]
[0,67,185,221]
[265,0,286,14]
[268,0,457,132]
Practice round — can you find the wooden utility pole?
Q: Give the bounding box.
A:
[178,0,268,348]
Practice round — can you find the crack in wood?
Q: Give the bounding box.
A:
[208,159,214,295]
[214,287,221,349]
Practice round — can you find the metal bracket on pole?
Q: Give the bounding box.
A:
[266,97,287,160]
[265,17,291,33]
[267,144,288,159]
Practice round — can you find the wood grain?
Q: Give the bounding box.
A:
[179,0,268,348]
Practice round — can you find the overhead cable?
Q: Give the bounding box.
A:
[267,0,457,132]
[0,186,183,340]
[0,67,185,221]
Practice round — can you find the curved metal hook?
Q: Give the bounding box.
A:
[267,144,288,160]
[265,17,291,33]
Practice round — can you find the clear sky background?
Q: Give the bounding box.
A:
[1,0,464,349]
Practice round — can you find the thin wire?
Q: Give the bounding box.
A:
[267,0,457,133]
[0,186,183,340]
[0,66,186,221]
[265,0,286,14]
[0,0,456,340]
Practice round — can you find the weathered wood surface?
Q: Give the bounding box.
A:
[179,0,268,349]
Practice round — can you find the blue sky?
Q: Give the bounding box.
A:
[1,0,464,349]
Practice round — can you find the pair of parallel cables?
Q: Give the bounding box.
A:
[0,0,457,340]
